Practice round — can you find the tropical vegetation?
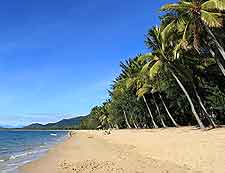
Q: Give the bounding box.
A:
[80,0,225,130]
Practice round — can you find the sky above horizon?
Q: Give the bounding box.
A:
[0,0,173,127]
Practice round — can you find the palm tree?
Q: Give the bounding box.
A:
[119,58,159,128]
[206,41,225,76]
[160,0,225,74]
[142,94,159,128]
[168,53,217,128]
[140,57,180,128]
[152,93,167,128]
[112,81,132,128]
[123,109,132,128]
[193,86,217,127]
[144,26,206,128]
[159,93,180,127]
[136,83,167,128]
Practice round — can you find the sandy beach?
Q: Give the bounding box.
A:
[21,127,225,173]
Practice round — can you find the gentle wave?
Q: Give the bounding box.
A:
[50,133,57,136]
[1,166,19,173]
[9,149,48,160]
[0,131,68,173]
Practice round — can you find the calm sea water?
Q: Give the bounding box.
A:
[0,131,68,173]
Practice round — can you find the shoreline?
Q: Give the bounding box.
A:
[0,129,71,131]
[0,131,70,173]
[20,127,225,173]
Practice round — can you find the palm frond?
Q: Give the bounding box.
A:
[126,78,134,89]
[136,85,150,96]
[201,10,223,27]
[137,53,152,63]
[202,0,225,11]
[173,23,189,59]
[141,62,151,74]
[161,21,176,45]
[160,1,193,12]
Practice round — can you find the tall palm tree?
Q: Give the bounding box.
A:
[112,81,132,128]
[144,26,206,128]
[160,0,225,73]
[167,50,218,128]
[154,73,180,127]
[120,58,159,128]
[136,83,167,128]
[132,60,176,128]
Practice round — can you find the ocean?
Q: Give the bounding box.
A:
[0,131,68,173]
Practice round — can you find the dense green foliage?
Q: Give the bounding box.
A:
[80,0,225,129]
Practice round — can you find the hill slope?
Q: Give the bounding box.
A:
[23,123,44,129]
[23,116,86,129]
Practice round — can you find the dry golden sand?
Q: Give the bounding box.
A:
[21,127,225,173]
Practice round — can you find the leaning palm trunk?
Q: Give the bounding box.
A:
[130,114,138,129]
[123,109,131,128]
[152,94,167,128]
[143,95,158,128]
[114,124,119,129]
[216,58,225,77]
[205,25,225,62]
[193,86,217,128]
[208,47,225,77]
[170,70,205,129]
[159,93,179,127]
[132,119,138,129]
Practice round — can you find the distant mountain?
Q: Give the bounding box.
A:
[23,116,86,130]
[24,123,45,129]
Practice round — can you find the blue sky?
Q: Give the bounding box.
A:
[0,0,172,127]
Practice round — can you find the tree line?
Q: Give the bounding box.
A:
[80,0,225,130]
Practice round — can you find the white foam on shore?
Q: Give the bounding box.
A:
[50,133,57,136]
[9,149,48,160]
[1,166,18,173]
[0,131,68,173]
